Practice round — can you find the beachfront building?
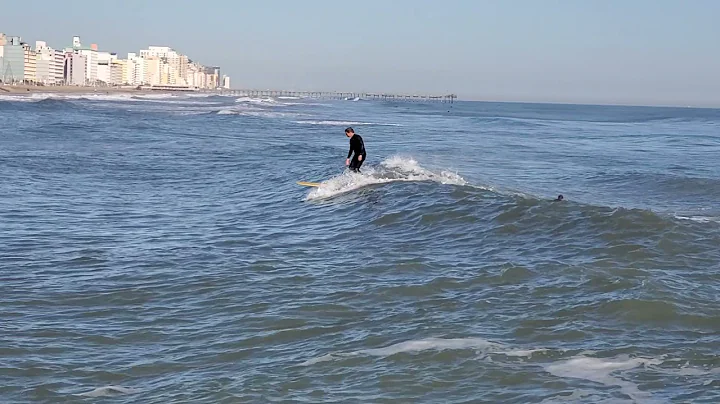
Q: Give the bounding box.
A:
[182,61,227,90]
[77,46,98,84]
[110,56,124,86]
[64,52,87,85]
[213,67,220,86]
[65,36,99,84]
[96,51,111,84]
[198,66,219,89]
[143,56,161,85]
[35,41,53,84]
[23,43,37,83]
[0,35,25,84]
[186,62,206,88]
[35,41,65,85]
[139,46,189,85]
[0,34,5,82]
[123,53,144,86]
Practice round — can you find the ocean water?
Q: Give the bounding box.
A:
[1,91,719,403]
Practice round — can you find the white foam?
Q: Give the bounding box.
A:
[33,92,136,102]
[75,386,137,397]
[305,156,469,200]
[0,91,223,104]
[363,337,501,356]
[216,107,303,118]
[544,355,661,402]
[0,92,131,102]
[650,360,720,377]
[235,96,278,105]
[674,215,720,223]
[503,348,548,357]
[540,390,611,403]
[295,120,401,126]
[132,93,177,100]
[300,335,717,403]
[301,337,501,366]
[0,94,34,102]
[180,92,223,99]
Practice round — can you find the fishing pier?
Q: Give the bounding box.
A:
[211,89,457,103]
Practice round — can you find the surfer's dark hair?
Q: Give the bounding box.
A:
[345,127,354,134]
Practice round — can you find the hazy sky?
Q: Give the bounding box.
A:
[2,0,719,106]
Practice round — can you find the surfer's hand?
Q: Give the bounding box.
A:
[345,159,350,166]
[358,155,363,161]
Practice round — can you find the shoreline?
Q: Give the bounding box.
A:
[0,84,201,97]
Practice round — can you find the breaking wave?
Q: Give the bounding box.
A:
[301,336,718,403]
[304,156,470,200]
[295,120,402,126]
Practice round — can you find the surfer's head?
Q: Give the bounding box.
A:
[555,194,564,201]
[345,127,355,137]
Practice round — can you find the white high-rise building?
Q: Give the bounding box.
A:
[35,41,51,84]
[65,52,87,85]
[78,48,98,84]
[186,62,209,89]
[223,75,230,89]
[139,46,188,85]
[110,61,123,85]
[53,49,65,83]
[143,56,161,85]
[22,43,37,83]
[37,40,64,85]
[65,37,99,84]
[124,52,145,85]
[36,41,62,85]
[96,51,111,84]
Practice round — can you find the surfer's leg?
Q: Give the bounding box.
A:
[351,154,366,172]
[349,155,360,172]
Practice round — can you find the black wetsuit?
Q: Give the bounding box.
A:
[347,134,366,172]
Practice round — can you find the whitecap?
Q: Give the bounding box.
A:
[544,355,662,402]
[75,386,137,397]
[305,155,471,200]
[295,120,401,127]
[300,337,503,366]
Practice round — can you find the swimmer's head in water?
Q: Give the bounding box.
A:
[557,194,564,201]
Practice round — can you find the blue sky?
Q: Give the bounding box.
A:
[2,0,719,106]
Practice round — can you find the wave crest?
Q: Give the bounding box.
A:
[304,156,469,200]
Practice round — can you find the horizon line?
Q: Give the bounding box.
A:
[218,86,719,109]
[455,97,720,110]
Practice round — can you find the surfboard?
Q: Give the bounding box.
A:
[297,181,321,187]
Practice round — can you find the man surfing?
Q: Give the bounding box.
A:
[345,127,367,173]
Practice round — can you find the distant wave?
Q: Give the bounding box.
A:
[0,96,78,112]
[300,337,505,366]
[215,107,304,119]
[674,215,720,224]
[300,335,717,402]
[302,156,720,235]
[75,386,137,397]
[1,91,223,104]
[235,96,278,105]
[295,120,402,127]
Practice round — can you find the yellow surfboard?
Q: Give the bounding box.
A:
[297,181,321,187]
